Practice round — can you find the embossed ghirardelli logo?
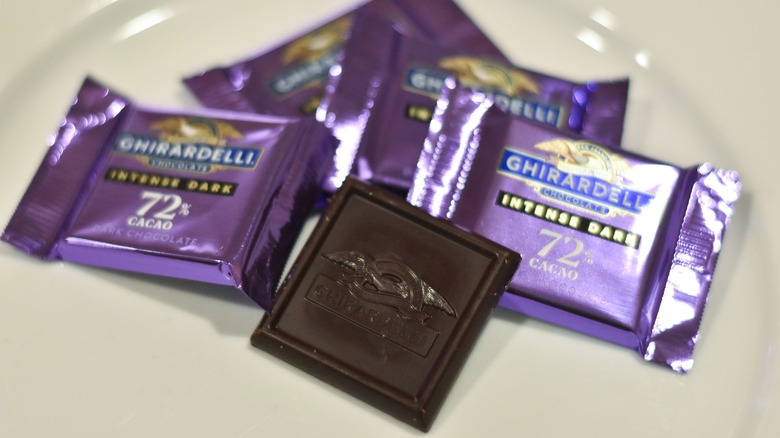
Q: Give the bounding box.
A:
[324,250,456,323]
[305,250,455,356]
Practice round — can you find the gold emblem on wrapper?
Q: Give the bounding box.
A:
[439,56,540,96]
[498,140,655,219]
[282,17,350,65]
[113,117,262,175]
[150,117,243,146]
[534,139,630,184]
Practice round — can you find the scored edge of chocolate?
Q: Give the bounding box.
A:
[250,178,520,431]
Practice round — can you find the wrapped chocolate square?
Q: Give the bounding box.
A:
[1,77,337,310]
[408,80,741,372]
[183,0,506,118]
[317,12,629,192]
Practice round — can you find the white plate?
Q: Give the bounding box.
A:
[1,0,777,436]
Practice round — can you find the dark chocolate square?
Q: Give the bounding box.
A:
[250,178,520,431]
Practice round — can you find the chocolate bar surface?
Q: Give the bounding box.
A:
[250,178,520,431]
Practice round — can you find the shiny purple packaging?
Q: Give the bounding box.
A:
[318,13,629,192]
[183,0,506,117]
[408,81,740,372]
[2,77,337,310]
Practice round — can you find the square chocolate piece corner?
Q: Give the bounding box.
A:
[251,178,520,431]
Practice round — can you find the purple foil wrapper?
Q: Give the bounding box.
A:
[2,77,337,310]
[408,82,740,372]
[318,13,629,193]
[183,0,506,118]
